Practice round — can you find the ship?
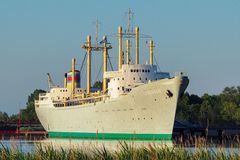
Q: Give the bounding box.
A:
[35,18,189,140]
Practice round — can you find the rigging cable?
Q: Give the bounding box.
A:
[94,61,103,84]
[80,52,87,73]
[107,53,114,71]
[80,52,87,85]
[153,54,161,71]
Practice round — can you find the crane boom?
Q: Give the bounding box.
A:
[47,73,57,89]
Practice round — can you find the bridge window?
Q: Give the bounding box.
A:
[130,69,133,72]
[142,69,144,72]
[122,78,124,80]
[133,77,135,80]
[148,70,150,72]
[145,78,148,80]
[139,77,141,80]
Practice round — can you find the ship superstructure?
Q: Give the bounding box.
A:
[35,17,189,140]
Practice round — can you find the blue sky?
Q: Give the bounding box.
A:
[0,0,240,114]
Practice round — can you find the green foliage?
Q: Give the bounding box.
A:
[176,86,240,127]
[93,81,102,90]
[20,89,46,122]
[0,112,9,122]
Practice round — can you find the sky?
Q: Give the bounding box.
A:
[0,0,240,114]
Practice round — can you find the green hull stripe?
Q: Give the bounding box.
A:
[48,132,172,140]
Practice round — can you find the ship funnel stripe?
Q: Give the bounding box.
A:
[67,76,80,81]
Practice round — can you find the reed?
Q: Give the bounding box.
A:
[0,141,239,160]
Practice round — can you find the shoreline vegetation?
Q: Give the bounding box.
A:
[0,140,240,160]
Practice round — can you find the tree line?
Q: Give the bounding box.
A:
[0,89,45,123]
[177,86,240,127]
[1,86,240,127]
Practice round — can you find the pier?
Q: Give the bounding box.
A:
[0,122,47,140]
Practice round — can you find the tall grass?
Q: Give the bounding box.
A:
[173,135,240,148]
[0,141,239,160]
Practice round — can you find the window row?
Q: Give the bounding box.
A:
[60,89,68,92]
[117,87,132,92]
[114,77,149,81]
[114,78,124,81]
[130,69,150,73]
[59,89,83,92]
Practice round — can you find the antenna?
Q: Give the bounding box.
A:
[95,18,101,46]
[125,8,134,38]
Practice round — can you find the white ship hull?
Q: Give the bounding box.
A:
[36,75,188,140]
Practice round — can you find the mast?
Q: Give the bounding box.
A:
[86,36,91,94]
[71,58,76,97]
[82,32,112,94]
[149,40,154,65]
[118,26,123,70]
[102,36,107,93]
[126,39,130,64]
[135,26,139,64]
